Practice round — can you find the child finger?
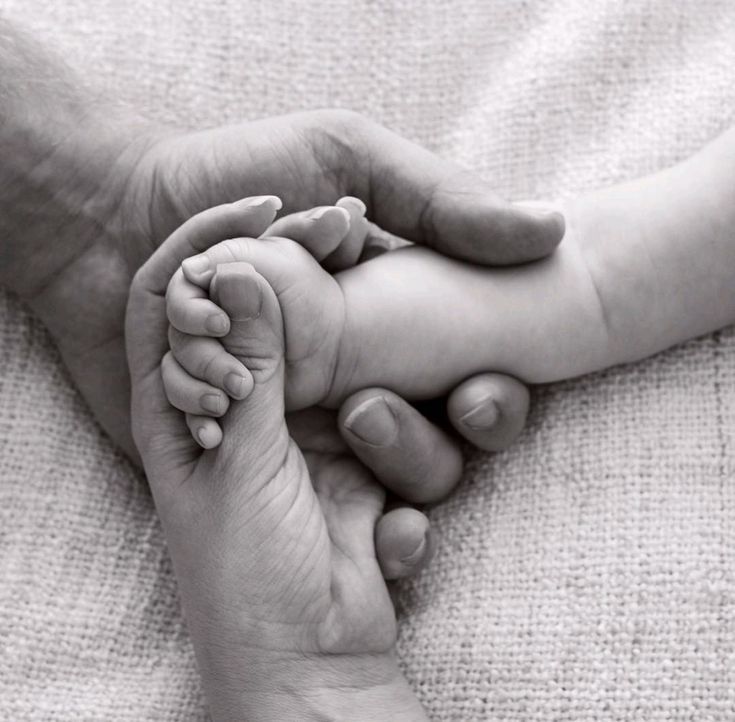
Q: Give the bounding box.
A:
[168,328,254,400]
[181,237,260,287]
[134,195,282,295]
[262,205,351,261]
[185,414,223,450]
[166,268,230,337]
[161,351,230,417]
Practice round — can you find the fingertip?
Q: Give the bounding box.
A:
[232,195,283,214]
[211,262,263,320]
[224,370,254,400]
[182,255,213,285]
[340,393,399,448]
[307,205,351,232]
[510,202,566,258]
[339,388,463,504]
[336,196,367,217]
[204,313,230,337]
[376,507,433,581]
[186,414,223,449]
[448,373,530,452]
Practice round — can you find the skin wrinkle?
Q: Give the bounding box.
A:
[309,110,369,203]
[564,210,614,361]
[2,16,561,715]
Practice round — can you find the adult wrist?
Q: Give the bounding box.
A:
[201,649,428,722]
[0,105,161,298]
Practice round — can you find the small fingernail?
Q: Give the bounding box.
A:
[240,272,263,320]
[338,197,367,216]
[459,398,499,431]
[343,397,398,446]
[224,372,248,399]
[401,530,429,566]
[205,314,229,335]
[200,393,224,414]
[233,195,283,211]
[182,255,210,276]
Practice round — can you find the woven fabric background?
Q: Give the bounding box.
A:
[1,1,735,719]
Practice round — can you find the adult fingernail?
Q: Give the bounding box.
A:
[224,372,248,399]
[307,206,351,224]
[338,196,367,216]
[183,255,210,276]
[459,397,499,431]
[343,397,398,446]
[234,195,283,211]
[200,393,224,414]
[517,203,566,228]
[205,314,229,335]
[197,426,213,448]
[400,530,429,566]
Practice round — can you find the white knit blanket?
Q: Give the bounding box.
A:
[2,1,734,719]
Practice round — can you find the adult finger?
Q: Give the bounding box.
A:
[375,507,435,581]
[338,388,463,505]
[336,113,566,265]
[321,197,370,272]
[447,372,530,452]
[197,112,563,266]
[263,205,350,262]
[133,196,281,304]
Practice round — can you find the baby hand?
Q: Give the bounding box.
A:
[162,196,368,448]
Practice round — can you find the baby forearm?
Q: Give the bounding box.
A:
[335,242,609,399]
[575,127,735,368]
[337,128,735,402]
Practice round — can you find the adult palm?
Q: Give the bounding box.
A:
[126,204,425,719]
[18,109,557,467]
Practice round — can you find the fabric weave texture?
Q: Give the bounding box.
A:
[1,1,734,719]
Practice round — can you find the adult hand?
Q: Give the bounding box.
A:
[127,205,432,720]
[6,103,557,464]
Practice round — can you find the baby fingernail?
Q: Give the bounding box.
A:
[459,398,499,431]
[224,372,248,399]
[183,255,210,276]
[234,195,283,211]
[205,314,229,335]
[240,273,263,319]
[343,397,398,446]
[200,393,224,414]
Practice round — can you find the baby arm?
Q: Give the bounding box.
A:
[329,239,608,401]
[166,126,735,438]
[334,127,735,397]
